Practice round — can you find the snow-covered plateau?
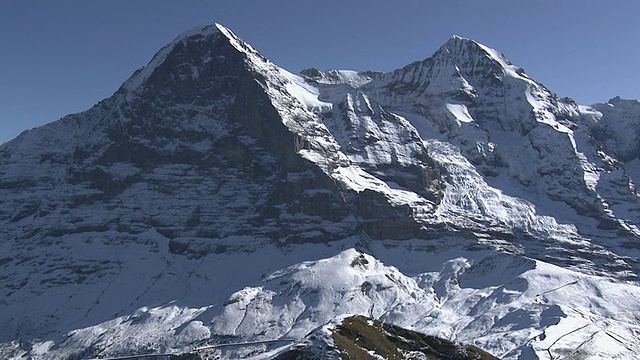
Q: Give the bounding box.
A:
[1,24,639,359]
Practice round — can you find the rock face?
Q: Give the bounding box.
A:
[0,24,639,359]
[1,25,352,250]
[274,315,499,360]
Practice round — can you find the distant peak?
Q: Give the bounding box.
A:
[177,23,222,39]
[212,22,262,57]
[433,36,497,68]
[161,23,251,51]
[120,23,265,95]
[213,23,240,42]
[447,35,476,44]
[441,35,488,53]
[440,35,486,56]
[164,23,247,45]
[120,24,223,93]
[605,96,640,108]
[432,35,537,84]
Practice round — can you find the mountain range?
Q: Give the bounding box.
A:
[1,23,639,359]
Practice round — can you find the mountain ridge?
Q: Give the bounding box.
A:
[1,24,639,359]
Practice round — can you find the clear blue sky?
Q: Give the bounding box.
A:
[1,1,639,144]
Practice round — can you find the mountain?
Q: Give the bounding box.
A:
[1,24,639,359]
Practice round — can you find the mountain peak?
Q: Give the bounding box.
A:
[120,23,264,95]
[445,34,477,45]
[176,23,224,39]
[433,34,538,86]
[120,24,221,93]
[438,35,509,68]
[213,22,264,58]
[380,35,515,100]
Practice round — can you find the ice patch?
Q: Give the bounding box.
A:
[325,70,373,87]
[525,87,572,133]
[279,70,333,112]
[446,103,474,124]
[578,105,603,119]
[475,41,536,85]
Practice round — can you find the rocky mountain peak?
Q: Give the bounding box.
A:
[591,96,640,162]
[372,34,532,108]
[118,23,265,100]
[438,35,532,82]
[439,34,487,57]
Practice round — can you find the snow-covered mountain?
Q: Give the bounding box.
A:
[1,24,639,359]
